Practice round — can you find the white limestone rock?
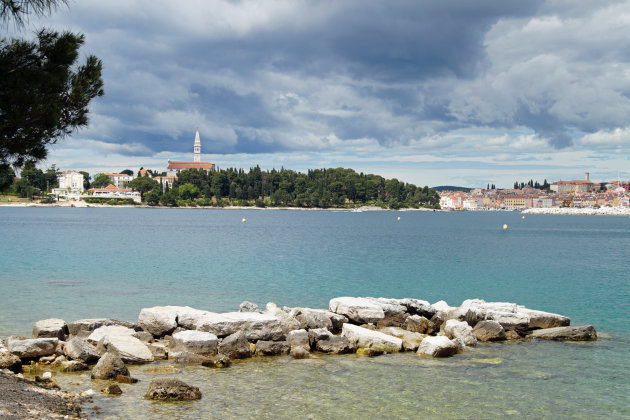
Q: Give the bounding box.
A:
[98,335,154,364]
[378,326,424,351]
[444,319,477,347]
[188,311,284,341]
[286,307,348,333]
[341,324,402,352]
[8,338,59,358]
[64,337,100,364]
[529,325,596,341]
[32,318,68,340]
[517,307,570,329]
[87,325,136,344]
[286,329,310,351]
[169,330,218,357]
[265,303,301,334]
[138,306,180,337]
[329,297,385,324]
[416,335,458,358]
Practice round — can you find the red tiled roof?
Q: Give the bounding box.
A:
[167,161,215,170]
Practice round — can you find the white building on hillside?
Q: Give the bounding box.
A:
[52,170,84,199]
[105,172,134,188]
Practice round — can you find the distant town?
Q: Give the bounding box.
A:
[439,172,629,210]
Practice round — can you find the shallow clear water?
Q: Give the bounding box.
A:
[1,208,629,418]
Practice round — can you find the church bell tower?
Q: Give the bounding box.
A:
[193,128,201,162]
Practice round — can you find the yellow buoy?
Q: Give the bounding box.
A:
[242,218,246,223]
[397,216,401,221]
[503,224,508,230]
[522,215,525,219]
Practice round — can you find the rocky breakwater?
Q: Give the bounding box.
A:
[0,297,597,414]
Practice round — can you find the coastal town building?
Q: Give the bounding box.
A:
[87,184,141,203]
[167,129,215,175]
[51,170,84,199]
[550,173,599,193]
[105,172,134,188]
[439,173,629,211]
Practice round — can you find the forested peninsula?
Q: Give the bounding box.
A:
[133,166,440,209]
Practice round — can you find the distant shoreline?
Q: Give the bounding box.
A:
[522,207,630,216]
[0,202,438,212]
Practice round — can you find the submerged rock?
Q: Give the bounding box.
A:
[529,325,597,341]
[201,354,231,368]
[357,347,385,357]
[290,347,311,359]
[145,378,202,401]
[102,383,123,395]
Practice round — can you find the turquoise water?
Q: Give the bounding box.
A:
[1,208,629,418]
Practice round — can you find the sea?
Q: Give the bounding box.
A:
[0,207,628,419]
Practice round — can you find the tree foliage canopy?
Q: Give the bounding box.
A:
[1,0,67,27]
[0,29,104,166]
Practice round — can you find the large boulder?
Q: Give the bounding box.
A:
[416,336,458,358]
[91,351,129,379]
[169,330,218,357]
[137,306,179,337]
[7,338,58,358]
[98,335,154,364]
[443,319,477,347]
[399,298,438,319]
[472,320,506,342]
[64,337,100,364]
[518,307,570,329]
[529,325,597,341]
[405,315,430,334]
[287,307,348,333]
[485,311,530,333]
[181,310,283,341]
[378,327,424,351]
[329,297,385,324]
[286,329,310,351]
[0,352,22,373]
[218,331,251,359]
[32,319,68,340]
[87,326,136,344]
[68,319,136,337]
[315,336,357,354]
[255,341,291,356]
[145,378,202,401]
[341,324,402,352]
[239,301,260,312]
[264,303,301,334]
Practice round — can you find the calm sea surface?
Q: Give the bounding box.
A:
[1,208,628,418]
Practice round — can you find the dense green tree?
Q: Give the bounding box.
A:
[91,173,111,188]
[79,170,90,189]
[20,160,45,190]
[43,164,59,191]
[120,169,133,176]
[0,29,104,166]
[178,183,199,200]
[128,176,159,195]
[0,163,15,191]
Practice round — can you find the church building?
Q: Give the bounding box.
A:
[167,129,215,175]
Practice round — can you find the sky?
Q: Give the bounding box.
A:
[10,0,630,187]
